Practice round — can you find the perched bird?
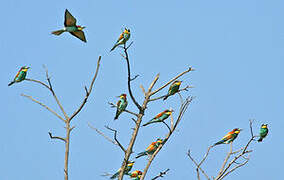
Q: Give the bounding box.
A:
[8,66,30,86]
[163,80,182,100]
[110,28,131,51]
[258,124,268,142]
[52,9,87,42]
[114,94,128,120]
[136,138,163,159]
[213,128,242,146]
[128,170,142,180]
[110,161,135,179]
[143,109,173,126]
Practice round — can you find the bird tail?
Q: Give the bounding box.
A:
[257,137,263,142]
[163,95,169,100]
[8,81,15,86]
[110,44,118,52]
[51,30,65,36]
[114,110,120,120]
[110,172,119,179]
[213,139,225,146]
[135,152,146,159]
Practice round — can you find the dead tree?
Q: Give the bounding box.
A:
[21,56,101,180]
[90,42,195,180]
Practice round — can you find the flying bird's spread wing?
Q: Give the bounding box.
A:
[64,9,77,27]
[70,31,86,42]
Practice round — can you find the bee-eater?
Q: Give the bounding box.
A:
[114,94,128,120]
[213,128,242,146]
[163,80,182,100]
[8,66,30,86]
[258,124,268,142]
[52,9,87,42]
[142,109,173,126]
[110,28,131,51]
[136,138,163,159]
[128,170,142,180]
[110,161,135,179]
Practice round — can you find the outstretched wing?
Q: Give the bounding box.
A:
[70,31,87,42]
[64,9,77,27]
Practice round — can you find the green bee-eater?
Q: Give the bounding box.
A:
[136,138,163,159]
[8,66,30,86]
[110,161,135,179]
[258,124,268,142]
[143,109,173,127]
[114,94,128,120]
[163,80,182,100]
[128,170,142,180]
[110,28,130,51]
[214,128,242,146]
[52,9,86,42]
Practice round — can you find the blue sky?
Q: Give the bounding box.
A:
[1,0,283,179]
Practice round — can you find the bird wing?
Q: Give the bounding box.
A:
[117,99,121,108]
[70,31,87,42]
[15,68,22,79]
[154,111,164,119]
[222,132,233,141]
[64,9,77,27]
[145,142,156,152]
[116,32,124,43]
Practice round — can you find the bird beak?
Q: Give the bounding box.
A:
[239,129,243,131]
[82,26,86,29]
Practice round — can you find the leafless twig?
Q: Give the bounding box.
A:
[105,126,127,153]
[151,169,170,180]
[48,132,66,142]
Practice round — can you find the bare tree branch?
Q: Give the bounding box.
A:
[149,86,194,102]
[88,123,117,146]
[69,56,101,122]
[150,67,194,96]
[187,150,210,180]
[48,132,66,142]
[105,126,127,153]
[140,96,193,180]
[151,169,170,180]
[43,65,69,120]
[21,94,65,122]
[122,43,141,110]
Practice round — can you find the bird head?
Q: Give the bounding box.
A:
[261,124,268,128]
[118,94,127,99]
[21,66,30,72]
[77,25,86,31]
[233,128,242,134]
[156,138,163,144]
[174,80,182,86]
[165,109,174,114]
[124,28,130,34]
